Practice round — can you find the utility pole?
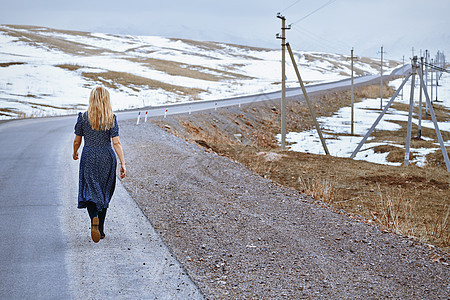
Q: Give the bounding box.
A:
[378,46,385,109]
[431,58,434,103]
[435,51,439,102]
[425,50,428,90]
[405,56,417,167]
[401,55,405,100]
[425,50,429,118]
[436,71,438,102]
[351,48,355,135]
[418,56,424,139]
[276,13,290,150]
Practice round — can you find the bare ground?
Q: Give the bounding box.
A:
[119,84,450,298]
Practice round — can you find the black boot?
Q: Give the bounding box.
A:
[86,203,100,243]
[98,208,107,239]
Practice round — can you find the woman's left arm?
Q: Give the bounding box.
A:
[73,135,82,160]
[112,136,126,179]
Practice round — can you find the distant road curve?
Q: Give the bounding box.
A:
[118,64,410,121]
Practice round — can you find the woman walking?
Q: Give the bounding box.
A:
[73,86,126,243]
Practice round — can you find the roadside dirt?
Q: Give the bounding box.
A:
[152,84,450,252]
[119,83,449,298]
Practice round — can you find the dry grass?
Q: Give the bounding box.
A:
[5,24,90,37]
[55,64,84,71]
[238,148,450,251]
[300,54,401,77]
[170,38,270,58]
[27,101,75,110]
[169,38,228,52]
[0,62,26,67]
[373,185,417,236]
[358,57,401,72]
[302,54,350,75]
[0,107,26,118]
[298,176,337,203]
[1,25,111,56]
[424,203,450,244]
[372,185,449,247]
[128,57,253,82]
[82,71,206,97]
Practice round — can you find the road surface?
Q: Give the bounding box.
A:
[0,117,202,299]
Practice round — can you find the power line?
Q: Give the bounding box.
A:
[289,25,350,54]
[280,0,303,13]
[279,0,345,54]
[292,0,338,25]
[423,62,449,73]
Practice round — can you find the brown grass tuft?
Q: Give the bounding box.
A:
[298,176,337,203]
[373,185,417,236]
[424,204,450,245]
[0,62,26,67]
[55,64,84,71]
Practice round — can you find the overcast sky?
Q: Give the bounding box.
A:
[1,0,449,60]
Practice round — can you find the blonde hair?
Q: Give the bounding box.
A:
[88,86,114,131]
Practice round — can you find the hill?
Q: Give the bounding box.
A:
[0,24,399,119]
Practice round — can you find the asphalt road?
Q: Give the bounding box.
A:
[0,69,405,298]
[0,117,72,299]
[0,116,203,299]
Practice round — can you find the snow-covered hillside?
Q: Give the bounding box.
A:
[0,25,399,120]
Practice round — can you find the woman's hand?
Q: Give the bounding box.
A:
[120,164,127,179]
[73,152,79,160]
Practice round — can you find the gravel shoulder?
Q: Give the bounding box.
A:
[119,119,449,299]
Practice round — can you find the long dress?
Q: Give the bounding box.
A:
[74,112,119,212]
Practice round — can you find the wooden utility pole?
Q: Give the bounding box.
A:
[379,46,385,109]
[425,50,429,118]
[431,58,434,102]
[418,56,424,139]
[401,55,405,100]
[277,13,289,149]
[351,48,355,135]
[435,51,439,102]
[405,56,417,166]
[436,72,439,101]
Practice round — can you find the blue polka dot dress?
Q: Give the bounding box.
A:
[74,112,119,212]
